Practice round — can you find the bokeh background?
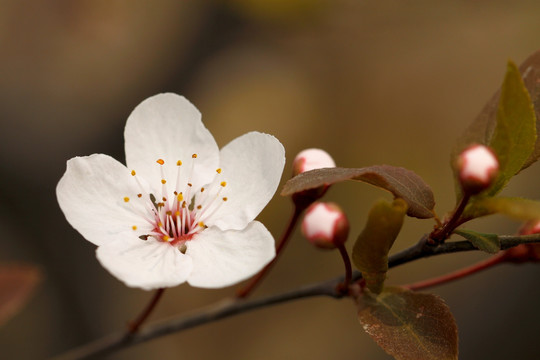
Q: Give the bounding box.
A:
[1,1,540,359]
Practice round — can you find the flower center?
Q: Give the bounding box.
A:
[123,155,228,250]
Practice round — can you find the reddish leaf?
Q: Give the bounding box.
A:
[281,166,435,219]
[357,287,458,360]
[0,264,41,327]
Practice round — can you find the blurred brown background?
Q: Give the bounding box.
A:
[1,0,540,359]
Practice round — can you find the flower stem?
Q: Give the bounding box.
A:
[403,253,507,292]
[430,193,470,244]
[236,205,304,299]
[336,244,352,294]
[127,288,166,335]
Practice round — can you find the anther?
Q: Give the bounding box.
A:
[187,183,192,187]
[163,235,171,242]
[199,221,205,227]
[132,226,137,230]
[137,193,142,198]
[216,168,222,174]
[161,179,167,184]
[192,154,197,158]
[201,187,205,192]
[220,181,227,187]
[177,160,182,166]
[223,197,228,201]
[166,211,172,216]
[124,197,130,202]
[131,170,136,176]
[162,197,167,202]
[197,205,202,209]
[177,193,184,201]
[157,159,165,165]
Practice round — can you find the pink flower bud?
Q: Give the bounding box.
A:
[301,202,349,249]
[457,144,499,195]
[505,220,540,263]
[293,148,336,176]
[291,149,336,207]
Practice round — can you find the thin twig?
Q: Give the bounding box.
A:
[53,233,540,360]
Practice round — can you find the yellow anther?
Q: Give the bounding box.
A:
[175,210,180,217]
[192,154,197,158]
[166,211,172,216]
[163,235,170,242]
[198,221,205,227]
[177,160,182,166]
[132,226,137,231]
[200,187,205,192]
[137,193,142,198]
[161,179,167,184]
[156,159,165,165]
[220,181,227,187]
[223,197,228,201]
[216,168,222,174]
[123,197,130,202]
[158,222,163,227]
[177,193,184,201]
[131,170,136,176]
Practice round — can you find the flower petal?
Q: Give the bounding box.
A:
[124,93,219,193]
[96,235,192,290]
[208,132,285,230]
[57,154,152,246]
[186,221,275,288]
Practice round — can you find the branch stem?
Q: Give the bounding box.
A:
[236,205,304,298]
[128,288,165,335]
[403,253,507,292]
[54,233,540,360]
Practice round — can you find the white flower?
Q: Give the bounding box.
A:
[57,93,285,290]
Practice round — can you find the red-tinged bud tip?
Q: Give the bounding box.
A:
[291,149,336,208]
[293,148,336,176]
[301,202,349,249]
[519,220,540,235]
[457,144,499,195]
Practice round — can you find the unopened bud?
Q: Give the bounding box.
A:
[292,149,336,207]
[301,202,349,249]
[457,144,499,195]
[293,148,336,176]
[505,220,540,263]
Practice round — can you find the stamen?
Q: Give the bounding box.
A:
[137,193,142,198]
[216,168,222,174]
[177,160,182,166]
[131,170,136,176]
[201,187,205,192]
[132,226,137,230]
[161,179,167,184]
[220,181,227,187]
[192,154,197,158]
[124,197,130,202]
[223,197,228,201]
[156,159,165,165]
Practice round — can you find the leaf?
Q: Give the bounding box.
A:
[487,61,537,195]
[352,199,407,294]
[0,264,41,327]
[453,51,540,172]
[464,197,540,221]
[452,56,539,197]
[357,287,458,360]
[454,229,500,254]
[281,166,434,218]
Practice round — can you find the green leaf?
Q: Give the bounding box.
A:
[452,55,539,197]
[487,61,537,195]
[0,264,41,327]
[352,199,407,294]
[281,165,434,218]
[454,229,500,254]
[357,287,458,360]
[464,197,540,221]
